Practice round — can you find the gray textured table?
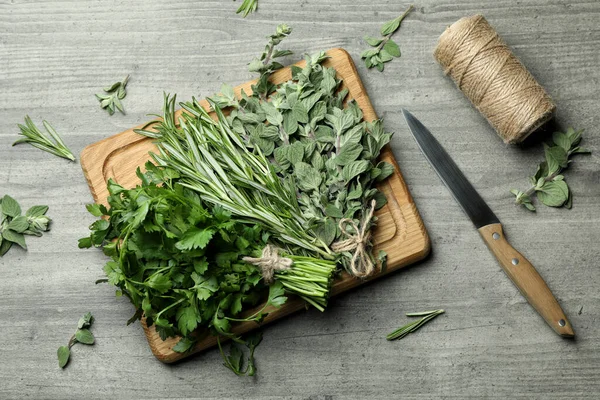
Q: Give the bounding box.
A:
[1,1,599,398]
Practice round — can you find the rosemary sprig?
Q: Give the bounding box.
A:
[13,116,76,161]
[236,0,258,17]
[96,75,130,115]
[386,309,444,341]
[362,4,413,71]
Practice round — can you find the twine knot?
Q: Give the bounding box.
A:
[243,244,293,283]
[331,200,377,278]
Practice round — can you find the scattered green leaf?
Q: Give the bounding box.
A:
[511,128,591,211]
[361,5,413,71]
[96,75,130,115]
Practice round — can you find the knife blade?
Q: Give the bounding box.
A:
[402,109,574,338]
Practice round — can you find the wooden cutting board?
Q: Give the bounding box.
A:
[80,48,430,363]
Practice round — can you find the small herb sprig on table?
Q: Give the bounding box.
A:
[13,116,76,161]
[511,128,591,211]
[387,309,444,341]
[0,195,51,256]
[96,75,130,115]
[247,24,293,98]
[236,0,258,17]
[361,4,413,71]
[57,312,95,369]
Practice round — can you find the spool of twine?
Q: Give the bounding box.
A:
[434,15,556,144]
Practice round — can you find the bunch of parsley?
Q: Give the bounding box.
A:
[80,164,334,374]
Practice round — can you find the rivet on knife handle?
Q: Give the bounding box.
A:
[479,223,575,337]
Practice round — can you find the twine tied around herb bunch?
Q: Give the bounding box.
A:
[243,244,293,283]
[331,200,377,278]
[434,15,556,144]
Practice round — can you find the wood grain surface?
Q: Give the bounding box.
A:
[1,1,599,399]
[80,48,430,363]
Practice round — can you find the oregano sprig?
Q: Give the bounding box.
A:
[0,195,51,256]
[96,75,130,115]
[57,312,95,369]
[511,128,591,211]
[248,24,293,98]
[236,0,258,17]
[386,309,444,341]
[13,116,76,161]
[361,4,413,71]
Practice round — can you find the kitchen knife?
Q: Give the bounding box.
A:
[402,109,574,337]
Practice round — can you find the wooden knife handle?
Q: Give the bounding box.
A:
[478,223,575,337]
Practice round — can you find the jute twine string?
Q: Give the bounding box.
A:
[243,244,293,283]
[434,15,556,144]
[331,200,377,278]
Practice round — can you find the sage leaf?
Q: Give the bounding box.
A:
[57,346,70,368]
[0,239,13,257]
[75,329,95,345]
[364,36,383,47]
[287,142,305,165]
[545,146,568,174]
[26,205,49,218]
[552,132,571,152]
[7,216,29,233]
[77,312,94,329]
[2,229,27,249]
[537,180,569,207]
[1,195,21,218]
[325,204,344,219]
[376,161,395,181]
[342,160,371,182]
[335,143,363,166]
[294,162,322,191]
[381,19,401,36]
[383,40,401,57]
[314,218,337,246]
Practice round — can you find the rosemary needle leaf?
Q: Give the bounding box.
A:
[387,309,444,341]
[13,116,76,161]
[236,0,258,17]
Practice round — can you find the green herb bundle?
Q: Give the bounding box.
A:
[82,24,396,375]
